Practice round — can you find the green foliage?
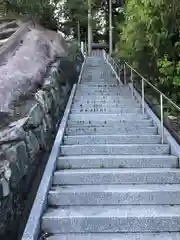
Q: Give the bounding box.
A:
[4,0,59,30]
[59,0,104,41]
[115,0,180,104]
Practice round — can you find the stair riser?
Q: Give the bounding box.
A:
[71,104,142,112]
[63,135,161,145]
[74,97,132,101]
[61,145,169,155]
[82,81,118,83]
[65,127,157,135]
[74,101,138,105]
[77,88,121,91]
[76,88,129,91]
[42,217,180,233]
[57,157,178,169]
[39,233,180,240]
[48,191,180,206]
[53,172,178,185]
[78,84,118,87]
[70,108,141,114]
[75,92,131,96]
[72,102,140,109]
[67,120,153,127]
[69,114,148,121]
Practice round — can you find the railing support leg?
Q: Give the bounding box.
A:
[160,94,164,144]
[131,68,134,97]
[142,78,145,114]
[124,64,126,84]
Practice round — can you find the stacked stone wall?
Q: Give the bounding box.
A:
[0,52,83,238]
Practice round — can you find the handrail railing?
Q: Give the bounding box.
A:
[124,62,180,144]
[103,50,122,83]
[84,46,180,144]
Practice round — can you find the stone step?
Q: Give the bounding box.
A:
[63,135,161,145]
[82,81,119,84]
[74,99,138,104]
[78,84,119,87]
[57,155,178,169]
[76,87,127,90]
[76,86,127,90]
[72,103,140,108]
[74,95,132,99]
[73,101,139,107]
[48,184,180,206]
[75,91,131,95]
[68,113,148,121]
[54,168,180,185]
[70,108,141,114]
[71,103,139,109]
[65,126,157,135]
[74,96,133,100]
[61,144,169,156]
[67,119,153,127]
[78,83,122,86]
[43,232,180,240]
[82,78,117,80]
[80,80,117,83]
[42,205,180,233]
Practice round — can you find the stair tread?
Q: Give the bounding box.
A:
[38,55,180,237]
[61,143,168,146]
[58,155,177,160]
[67,126,155,129]
[43,205,180,218]
[64,134,160,137]
[57,155,178,169]
[54,168,180,174]
[45,232,180,240]
[50,184,180,193]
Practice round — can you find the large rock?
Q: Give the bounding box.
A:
[0,21,84,238]
[0,23,83,124]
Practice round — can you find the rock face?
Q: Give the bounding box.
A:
[0,22,83,238]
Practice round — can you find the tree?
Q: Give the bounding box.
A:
[58,0,105,42]
[2,0,59,30]
[115,0,180,103]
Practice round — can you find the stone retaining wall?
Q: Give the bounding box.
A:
[0,52,83,237]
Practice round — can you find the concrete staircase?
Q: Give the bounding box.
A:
[41,56,180,239]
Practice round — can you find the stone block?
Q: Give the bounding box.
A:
[25,103,44,128]
[25,131,40,163]
[4,141,29,189]
[35,90,53,114]
[0,118,28,144]
[32,126,46,150]
[42,205,180,233]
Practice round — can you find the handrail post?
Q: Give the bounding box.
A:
[124,64,126,84]
[118,65,121,79]
[131,68,134,97]
[142,78,145,114]
[160,94,164,144]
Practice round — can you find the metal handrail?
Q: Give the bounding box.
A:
[124,62,180,144]
[93,48,179,144]
[103,50,122,81]
[125,62,180,111]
